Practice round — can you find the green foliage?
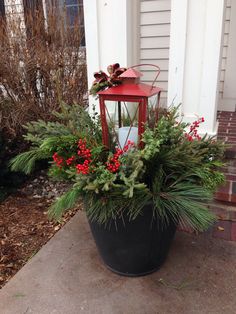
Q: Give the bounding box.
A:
[23,103,102,147]
[9,149,50,175]
[11,105,226,232]
[83,189,152,225]
[90,82,110,97]
[83,164,117,193]
[48,188,82,221]
[23,120,72,146]
[141,132,161,160]
[10,103,102,176]
[151,172,216,231]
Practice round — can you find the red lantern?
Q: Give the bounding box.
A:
[98,64,162,149]
[119,67,142,85]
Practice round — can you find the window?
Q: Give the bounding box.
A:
[60,0,85,47]
[47,0,85,47]
[22,0,85,46]
[0,0,5,32]
[0,0,5,19]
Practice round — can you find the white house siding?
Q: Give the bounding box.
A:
[219,0,231,101]
[139,0,171,106]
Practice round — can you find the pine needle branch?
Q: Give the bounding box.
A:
[48,188,81,221]
[9,149,50,174]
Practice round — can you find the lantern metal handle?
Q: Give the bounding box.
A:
[130,64,161,89]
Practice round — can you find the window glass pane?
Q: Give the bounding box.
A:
[46,0,85,46]
[65,0,78,5]
[66,6,79,26]
[80,26,85,46]
[0,0,5,18]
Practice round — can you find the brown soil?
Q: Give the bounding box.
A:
[0,174,81,289]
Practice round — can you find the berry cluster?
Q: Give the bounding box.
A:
[66,155,76,166]
[123,140,135,153]
[76,139,92,174]
[185,117,205,141]
[76,160,91,175]
[53,152,64,168]
[106,149,122,173]
[77,139,92,159]
[106,140,135,173]
[52,139,135,176]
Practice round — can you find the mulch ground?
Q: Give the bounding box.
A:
[0,173,81,289]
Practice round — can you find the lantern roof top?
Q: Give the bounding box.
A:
[98,83,162,97]
[119,68,143,78]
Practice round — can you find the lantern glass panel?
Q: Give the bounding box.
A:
[147,93,159,127]
[103,100,141,149]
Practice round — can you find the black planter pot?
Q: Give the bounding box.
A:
[88,203,177,277]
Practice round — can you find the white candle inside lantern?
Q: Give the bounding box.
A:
[118,127,138,149]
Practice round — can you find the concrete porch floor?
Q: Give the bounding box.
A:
[1,211,236,314]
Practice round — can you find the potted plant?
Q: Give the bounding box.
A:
[10,101,225,276]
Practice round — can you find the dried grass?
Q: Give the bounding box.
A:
[0,7,87,139]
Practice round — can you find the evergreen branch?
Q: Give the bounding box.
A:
[154,183,216,231]
[9,149,49,174]
[48,187,82,221]
[84,188,152,226]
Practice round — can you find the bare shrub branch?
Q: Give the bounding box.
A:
[0,7,87,139]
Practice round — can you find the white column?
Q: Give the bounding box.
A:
[198,0,225,134]
[167,0,188,107]
[83,0,100,112]
[83,0,139,112]
[168,0,225,135]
